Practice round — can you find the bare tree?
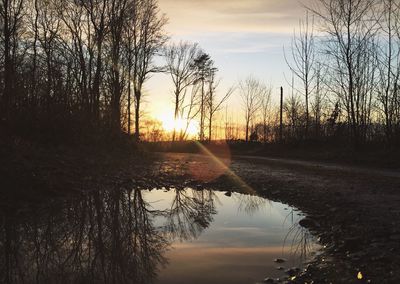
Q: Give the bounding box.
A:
[311,0,378,146]
[259,85,272,143]
[179,83,200,140]
[36,0,61,110]
[206,72,234,141]
[129,0,167,140]
[81,0,109,119]
[239,76,265,142]
[108,0,129,130]
[192,52,214,141]
[311,62,327,138]
[164,41,200,141]
[284,92,304,140]
[285,11,316,138]
[0,0,24,118]
[124,9,133,135]
[57,0,109,120]
[376,0,400,144]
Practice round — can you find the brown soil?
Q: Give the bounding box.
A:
[2,144,399,283]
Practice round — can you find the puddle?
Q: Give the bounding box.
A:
[147,189,318,284]
[0,188,318,283]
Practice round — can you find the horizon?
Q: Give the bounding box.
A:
[146,0,311,133]
[1,0,400,283]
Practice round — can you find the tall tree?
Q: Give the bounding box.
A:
[285,11,316,138]
[311,0,378,146]
[377,0,400,144]
[193,52,213,141]
[164,41,200,141]
[259,85,272,143]
[82,0,109,119]
[129,0,167,140]
[239,76,264,142]
[0,0,24,119]
[206,72,234,141]
[108,0,128,130]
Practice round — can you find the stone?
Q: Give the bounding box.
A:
[274,258,287,263]
[285,268,297,276]
[299,217,319,228]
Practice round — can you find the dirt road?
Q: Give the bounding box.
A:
[234,154,400,178]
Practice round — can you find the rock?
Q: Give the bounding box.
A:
[263,278,274,283]
[284,267,300,277]
[305,264,313,271]
[299,217,319,228]
[276,266,284,270]
[224,191,232,197]
[285,268,297,276]
[274,258,287,263]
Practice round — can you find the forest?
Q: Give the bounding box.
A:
[1,0,400,150]
[2,1,400,283]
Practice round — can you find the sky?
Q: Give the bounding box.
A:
[145,0,312,123]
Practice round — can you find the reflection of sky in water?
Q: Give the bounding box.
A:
[144,189,315,284]
[0,187,315,284]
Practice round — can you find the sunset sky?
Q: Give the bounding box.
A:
[147,0,312,124]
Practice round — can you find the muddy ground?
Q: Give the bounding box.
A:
[2,144,400,283]
[152,152,400,284]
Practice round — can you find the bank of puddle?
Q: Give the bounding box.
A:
[0,187,320,283]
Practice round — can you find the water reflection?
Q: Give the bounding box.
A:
[160,189,217,241]
[284,209,316,264]
[0,188,316,284]
[0,189,168,284]
[233,192,269,215]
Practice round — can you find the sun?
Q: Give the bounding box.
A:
[157,112,199,138]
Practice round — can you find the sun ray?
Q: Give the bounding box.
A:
[193,141,256,195]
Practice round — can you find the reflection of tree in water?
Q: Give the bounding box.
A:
[232,192,267,215]
[162,188,217,241]
[0,188,169,284]
[0,187,283,283]
[283,210,316,264]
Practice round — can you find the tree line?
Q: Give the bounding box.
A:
[280,0,400,147]
[217,0,400,148]
[138,0,400,148]
[2,0,400,148]
[0,0,167,143]
[0,0,234,144]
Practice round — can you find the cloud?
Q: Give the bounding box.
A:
[171,32,289,56]
[158,0,312,35]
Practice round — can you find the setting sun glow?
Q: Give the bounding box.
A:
[158,113,199,138]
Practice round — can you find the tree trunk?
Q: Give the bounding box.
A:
[134,90,141,141]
